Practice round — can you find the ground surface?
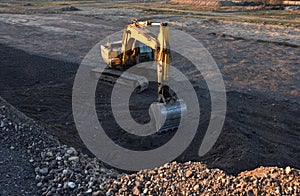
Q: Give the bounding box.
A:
[0,0,299,195]
[1,97,299,195]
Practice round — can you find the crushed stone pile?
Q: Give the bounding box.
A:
[102,162,299,196]
[1,97,299,196]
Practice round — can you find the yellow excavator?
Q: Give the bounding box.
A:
[100,20,187,133]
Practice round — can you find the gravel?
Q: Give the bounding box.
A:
[34,144,121,195]
[1,96,299,195]
[0,96,121,195]
[103,162,300,195]
[0,96,57,195]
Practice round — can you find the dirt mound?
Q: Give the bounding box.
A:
[102,162,300,195]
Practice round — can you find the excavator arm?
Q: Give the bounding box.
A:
[121,20,173,103]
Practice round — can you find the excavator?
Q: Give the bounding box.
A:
[99,20,187,133]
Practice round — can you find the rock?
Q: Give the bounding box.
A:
[37,182,43,187]
[39,167,49,175]
[92,191,103,196]
[185,170,193,178]
[62,169,68,175]
[46,151,53,157]
[99,183,106,190]
[35,175,41,181]
[193,184,200,191]
[67,182,76,189]
[221,178,226,184]
[247,190,255,196]
[68,156,79,162]
[135,181,141,187]
[143,188,148,194]
[40,152,46,159]
[86,188,92,193]
[293,186,298,191]
[66,147,76,155]
[285,166,292,174]
[132,186,140,195]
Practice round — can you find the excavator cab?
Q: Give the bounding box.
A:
[135,42,154,63]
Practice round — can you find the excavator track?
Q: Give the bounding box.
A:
[91,67,149,93]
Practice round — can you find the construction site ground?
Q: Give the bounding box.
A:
[0,1,299,195]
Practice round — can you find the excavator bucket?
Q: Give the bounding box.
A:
[150,100,187,133]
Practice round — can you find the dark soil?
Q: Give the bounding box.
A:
[1,43,299,175]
